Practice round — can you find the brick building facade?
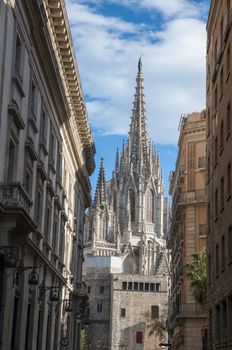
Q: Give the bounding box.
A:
[168,112,207,349]
[207,1,232,348]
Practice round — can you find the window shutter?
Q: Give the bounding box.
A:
[136,331,143,344]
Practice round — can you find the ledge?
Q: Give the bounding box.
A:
[8,102,25,130]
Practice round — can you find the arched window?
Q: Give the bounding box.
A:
[123,255,136,274]
[129,190,135,222]
[146,189,154,223]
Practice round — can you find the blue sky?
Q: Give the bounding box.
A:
[66,0,210,196]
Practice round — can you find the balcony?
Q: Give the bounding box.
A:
[131,222,155,235]
[179,189,207,205]
[0,182,36,233]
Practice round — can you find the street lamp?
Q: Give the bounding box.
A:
[38,286,60,302]
[0,247,40,286]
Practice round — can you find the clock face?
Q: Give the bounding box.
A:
[60,337,69,346]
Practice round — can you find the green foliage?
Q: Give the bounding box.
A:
[185,249,207,308]
[147,319,166,340]
[80,329,89,350]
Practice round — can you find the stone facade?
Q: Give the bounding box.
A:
[84,59,169,350]
[168,112,207,349]
[207,1,232,348]
[0,1,95,350]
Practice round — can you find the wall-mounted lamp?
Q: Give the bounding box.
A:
[60,337,69,347]
[0,247,40,287]
[55,298,72,312]
[38,286,60,302]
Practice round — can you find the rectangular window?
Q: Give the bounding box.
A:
[151,305,159,319]
[97,303,103,313]
[220,120,224,151]
[214,136,218,164]
[56,150,62,182]
[220,67,224,95]
[40,109,47,144]
[46,313,51,350]
[136,331,143,344]
[139,282,143,291]
[36,310,42,350]
[215,189,218,220]
[59,223,65,263]
[25,168,33,196]
[30,81,36,116]
[228,296,232,337]
[215,86,218,111]
[7,140,16,182]
[150,283,155,292]
[121,308,126,317]
[227,45,230,75]
[227,102,231,136]
[215,304,221,341]
[15,35,22,79]
[227,162,231,197]
[215,39,218,61]
[45,206,51,240]
[99,286,104,294]
[220,17,224,46]
[145,283,149,291]
[134,282,138,291]
[216,243,219,276]
[228,226,232,261]
[35,189,42,226]
[221,177,225,209]
[221,300,227,337]
[52,219,58,251]
[11,297,19,349]
[122,282,127,290]
[156,283,161,292]
[128,282,132,290]
[222,235,225,269]
[50,131,55,163]
[25,304,32,350]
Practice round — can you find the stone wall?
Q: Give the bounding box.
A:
[110,273,168,350]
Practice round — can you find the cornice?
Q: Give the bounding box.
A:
[44,0,95,175]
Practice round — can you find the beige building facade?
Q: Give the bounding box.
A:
[207,1,232,348]
[0,1,95,350]
[168,112,207,349]
[84,60,169,350]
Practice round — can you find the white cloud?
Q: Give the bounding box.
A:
[66,0,207,144]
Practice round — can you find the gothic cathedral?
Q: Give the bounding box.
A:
[84,59,169,350]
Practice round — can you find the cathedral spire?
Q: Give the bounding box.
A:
[128,58,149,172]
[94,158,106,208]
[115,147,119,177]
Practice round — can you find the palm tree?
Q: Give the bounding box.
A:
[185,249,208,350]
[185,249,207,308]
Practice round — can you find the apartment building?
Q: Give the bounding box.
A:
[207,1,232,348]
[168,112,207,349]
[0,1,95,349]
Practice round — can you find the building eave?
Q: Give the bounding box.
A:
[44,0,95,175]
